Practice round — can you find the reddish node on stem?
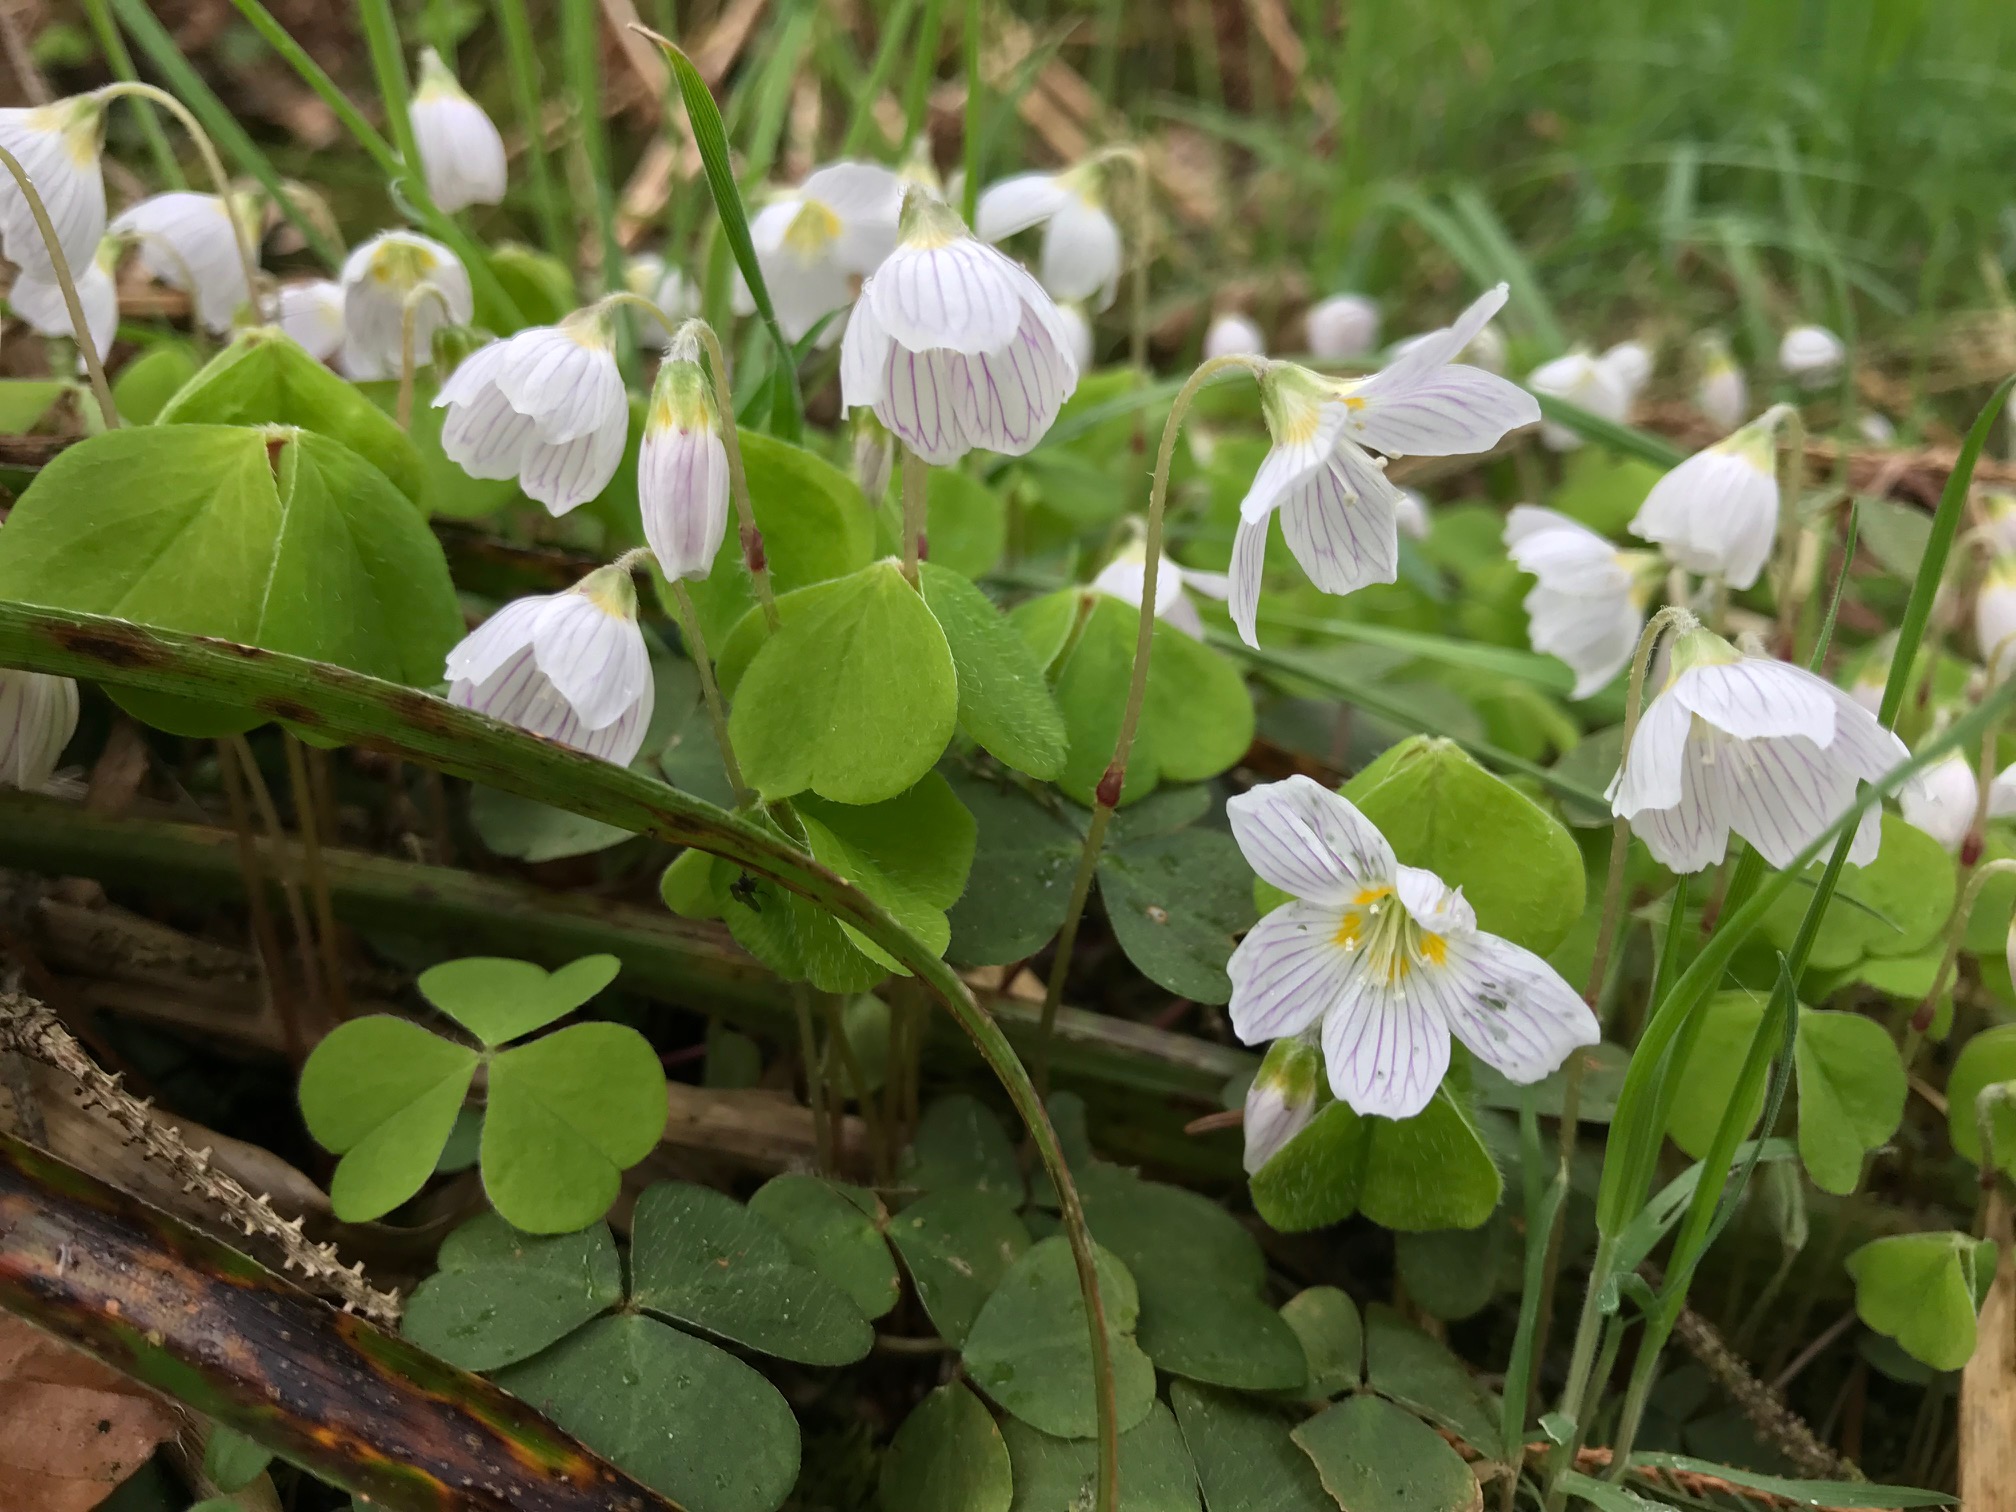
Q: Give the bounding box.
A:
[917,532,930,562]
[1095,765,1124,809]
[1963,831,1985,867]
[1910,999,1937,1034]
[742,526,768,575]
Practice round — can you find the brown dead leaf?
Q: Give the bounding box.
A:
[0,1315,177,1512]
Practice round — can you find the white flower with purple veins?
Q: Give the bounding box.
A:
[1305,294,1380,361]
[0,668,78,791]
[109,191,253,335]
[1901,751,1979,853]
[446,565,654,766]
[1695,332,1747,430]
[640,331,728,582]
[0,97,105,284]
[1978,557,2016,680]
[410,48,507,213]
[1610,628,1908,873]
[436,309,629,516]
[1227,776,1599,1119]
[1779,324,1845,387]
[1092,538,1231,640]
[744,161,903,343]
[1242,1033,1322,1172]
[10,251,115,358]
[1628,411,1781,590]
[1527,350,1629,451]
[1204,312,1266,360]
[1228,283,1539,647]
[267,279,345,362]
[1505,506,1653,699]
[840,189,1079,466]
[975,165,1122,309]
[339,230,472,381]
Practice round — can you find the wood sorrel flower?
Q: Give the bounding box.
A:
[1505,505,1655,699]
[1228,283,1538,646]
[1901,750,1979,854]
[1609,627,1907,873]
[640,330,728,582]
[975,163,1122,308]
[109,191,254,335]
[1627,409,1783,590]
[410,48,506,213]
[445,564,654,766]
[1304,294,1380,361]
[1227,775,1597,1119]
[266,279,345,362]
[1779,324,1845,387]
[1243,1034,1322,1172]
[744,161,902,342]
[10,250,114,356]
[624,253,700,351]
[436,307,628,516]
[0,96,104,284]
[1694,331,1747,430]
[0,668,78,791]
[839,188,1079,465]
[339,229,472,381]
[1203,312,1265,359]
[1526,349,1628,450]
[1977,556,2016,679]
[1092,538,1230,640]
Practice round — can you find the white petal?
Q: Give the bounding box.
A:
[493,325,627,444]
[10,261,115,356]
[1525,586,1641,699]
[1394,865,1477,936]
[1320,971,1451,1120]
[531,590,651,731]
[1610,688,1693,817]
[110,191,249,333]
[1990,763,2016,820]
[1505,508,1632,595]
[1229,512,1267,648]
[1304,294,1380,361]
[1631,764,1730,874]
[517,412,630,516]
[1040,197,1121,309]
[1671,659,1836,745]
[0,104,106,282]
[1227,901,1355,1044]
[1161,591,1206,639]
[1900,755,1977,853]
[1238,403,1355,523]
[452,644,649,766]
[0,668,78,789]
[1180,567,1232,602]
[800,161,904,274]
[867,235,1028,355]
[269,279,346,361]
[641,424,730,581]
[839,294,893,411]
[874,342,969,464]
[443,594,555,685]
[975,172,1069,240]
[1817,684,1909,784]
[1226,774,1397,906]
[438,370,537,481]
[1629,447,1778,589]
[945,302,1076,457]
[412,91,508,212]
[1361,284,1507,395]
[1707,729,1859,870]
[1434,933,1600,1083]
[1345,363,1539,458]
[1278,451,1400,598]
[339,230,470,380]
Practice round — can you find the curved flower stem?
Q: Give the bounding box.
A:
[79,0,183,186]
[1033,352,1266,1092]
[901,449,928,589]
[669,577,752,805]
[0,145,114,430]
[1525,603,1695,1422]
[1087,144,1151,376]
[395,283,455,430]
[1909,856,2016,1064]
[94,81,261,327]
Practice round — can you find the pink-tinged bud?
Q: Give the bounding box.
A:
[1243,1035,1323,1174]
[916,531,930,562]
[1095,765,1125,809]
[743,526,768,575]
[1964,832,1985,867]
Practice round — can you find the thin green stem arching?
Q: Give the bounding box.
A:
[490,0,569,262]
[1033,353,1264,1091]
[0,600,1123,1512]
[670,578,751,804]
[355,0,421,196]
[900,449,928,589]
[0,145,114,429]
[79,0,182,187]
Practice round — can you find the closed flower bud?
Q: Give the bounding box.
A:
[1901,750,1978,854]
[1243,1034,1323,1173]
[109,191,256,334]
[1204,311,1266,360]
[640,332,729,582]
[1779,324,1845,386]
[1628,410,1782,590]
[1694,332,1747,430]
[1527,350,1628,451]
[411,49,507,213]
[1304,294,1380,361]
[267,278,345,362]
[1977,558,2016,679]
[0,668,78,791]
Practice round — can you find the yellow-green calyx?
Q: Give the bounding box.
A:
[1253,1036,1322,1105]
[576,563,639,620]
[1259,363,1332,446]
[560,304,616,350]
[898,187,967,249]
[1670,625,1743,675]
[415,47,466,100]
[47,95,105,164]
[650,334,716,435]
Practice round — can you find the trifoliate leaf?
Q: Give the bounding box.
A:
[1097,825,1257,1004]
[886,1188,1031,1347]
[1291,1394,1481,1512]
[1170,1380,1332,1512]
[797,771,976,966]
[1395,1217,1507,1322]
[1946,1023,2016,1177]
[1363,1302,1505,1459]
[901,1093,1024,1199]
[1279,1286,1363,1398]
[1846,1231,1999,1372]
[299,1016,477,1221]
[400,1213,622,1370]
[944,772,1084,966]
[746,1174,900,1320]
[1250,1085,1502,1233]
[1795,1008,1906,1195]
[1761,813,1954,970]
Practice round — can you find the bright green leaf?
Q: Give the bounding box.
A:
[417,954,621,1047]
[299,1016,476,1222]
[920,563,1068,779]
[798,771,977,966]
[1947,1023,2016,1176]
[1666,992,1769,1160]
[113,342,201,425]
[1795,1008,1906,1195]
[1762,814,1955,970]
[202,1425,272,1494]
[1251,1086,1502,1233]
[1846,1231,1999,1373]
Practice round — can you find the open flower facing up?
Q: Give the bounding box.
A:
[1505,506,1654,698]
[109,191,254,335]
[1610,628,1907,873]
[267,279,345,362]
[436,308,629,515]
[1204,312,1266,360]
[1628,411,1781,589]
[976,164,1122,308]
[1243,1034,1322,1172]
[0,667,78,791]
[840,189,1079,465]
[1305,294,1380,361]
[1227,776,1598,1119]
[1229,283,1539,647]
[624,253,700,350]
[1901,751,1979,853]
[744,161,902,342]
[1527,350,1629,450]
[639,330,728,581]
[1780,324,1845,387]
[1978,556,2016,679]
[1092,537,1231,640]
[10,249,115,357]
[339,230,472,381]
[0,97,105,284]
[410,48,506,213]
[1695,332,1747,430]
[446,565,654,766]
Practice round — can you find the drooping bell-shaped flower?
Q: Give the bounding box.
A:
[1243,1033,1322,1173]
[339,229,472,381]
[445,564,655,766]
[624,252,701,351]
[1779,324,1845,387]
[640,330,729,582]
[839,188,1079,466]
[267,278,345,362]
[1527,349,1628,451]
[435,306,629,516]
[109,191,255,335]
[1505,505,1655,699]
[1228,284,1539,646]
[1305,294,1380,361]
[1092,537,1231,640]
[1609,627,1907,873]
[1978,556,2016,680]
[1694,332,1747,430]
[9,243,115,358]
[410,48,507,213]
[1204,311,1265,360]
[975,163,1122,309]
[0,667,78,791]
[0,96,105,285]
[1901,749,1978,854]
[1628,410,1782,590]
[1227,775,1598,1119]
[1598,339,1653,407]
[744,161,903,343]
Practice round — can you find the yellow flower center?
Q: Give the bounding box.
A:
[784,199,843,257]
[368,240,438,290]
[1333,885,1446,987]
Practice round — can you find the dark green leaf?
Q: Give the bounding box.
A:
[886,1188,1031,1346]
[747,1174,900,1320]
[880,1383,1013,1512]
[1290,1394,1479,1512]
[400,1213,622,1370]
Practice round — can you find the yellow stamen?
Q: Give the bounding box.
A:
[784,199,842,257]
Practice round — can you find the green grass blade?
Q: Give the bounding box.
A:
[1448,183,1566,354]
[902,0,950,149]
[81,0,183,188]
[558,0,622,296]
[960,0,982,223]
[840,0,921,155]
[1529,393,1687,467]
